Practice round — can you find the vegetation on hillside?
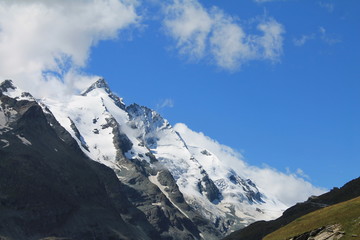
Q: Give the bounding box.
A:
[264,196,360,240]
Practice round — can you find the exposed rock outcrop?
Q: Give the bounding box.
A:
[288,224,345,240]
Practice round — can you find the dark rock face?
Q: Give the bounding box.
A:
[68,117,89,151]
[198,169,222,203]
[223,176,360,240]
[126,103,170,134]
[113,158,204,240]
[0,79,16,92]
[156,169,190,207]
[0,94,159,240]
[102,115,133,155]
[228,174,263,203]
[111,149,217,239]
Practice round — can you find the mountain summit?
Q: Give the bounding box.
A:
[0,79,287,239]
[81,78,126,110]
[81,78,111,95]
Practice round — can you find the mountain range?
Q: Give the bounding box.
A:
[1,78,358,240]
[0,78,289,239]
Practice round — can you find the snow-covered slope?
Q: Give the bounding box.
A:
[1,78,287,236]
[127,103,287,231]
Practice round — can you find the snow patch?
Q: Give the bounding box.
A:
[199,233,204,240]
[1,139,9,148]
[16,135,31,146]
[0,107,17,124]
[1,84,34,101]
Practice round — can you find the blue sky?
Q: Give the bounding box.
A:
[86,0,360,189]
[0,0,359,191]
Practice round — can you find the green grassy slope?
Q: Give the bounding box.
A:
[223,177,360,240]
[264,196,360,240]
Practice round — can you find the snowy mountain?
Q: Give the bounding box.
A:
[0,78,287,239]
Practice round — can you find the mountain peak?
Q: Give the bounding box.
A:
[0,79,16,93]
[81,78,111,96]
[0,79,34,100]
[81,78,125,110]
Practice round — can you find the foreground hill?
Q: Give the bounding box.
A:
[264,196,360,240]
[223,176,360,240]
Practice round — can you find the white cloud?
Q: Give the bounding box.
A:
[156,98,174,109]
[163,0,212,59]
[255,19,284,61]
[0,0,139,98]
[293,27,340,47]
[163,0,285,71]
[174,123,326,206]
[244,166,324,206]
[293,34,315,46]
[209,10,255,70]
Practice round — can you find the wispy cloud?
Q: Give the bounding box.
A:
[0,0,139,98]
[156,98,174,110]
[296,168,310,180]
[293,27,340,47]
[293,34,315,46]
[162,0,285,71]
[319,1,335,13]
[174,123,326,206]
